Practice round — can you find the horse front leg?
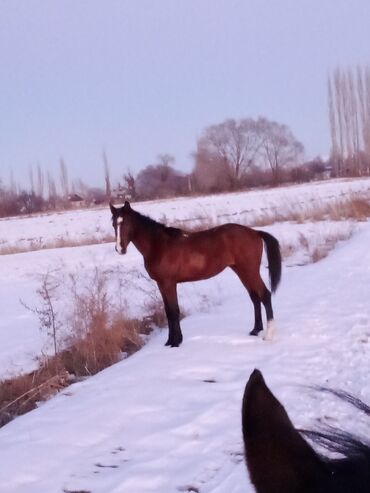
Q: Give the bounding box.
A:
[157,280,183,347]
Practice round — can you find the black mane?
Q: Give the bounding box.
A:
[242,370,370,493]
[132,209,183,238]
[301,388,370,463]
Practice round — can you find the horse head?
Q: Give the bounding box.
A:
[110,201,133,255]
[242,370,328,493]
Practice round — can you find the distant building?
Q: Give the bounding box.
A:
[68,193,85,208]
[305,157,333,181]
[313,165,333,181]
[86,188,106,205]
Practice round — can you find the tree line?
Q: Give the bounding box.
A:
[117,116,307,201]
[328,65,370,176]
[4,69,369,219]
[1,114,309,217]
[0,159,106,217]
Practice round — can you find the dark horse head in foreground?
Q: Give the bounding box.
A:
[110,201,282,347]
[242,370,370,493]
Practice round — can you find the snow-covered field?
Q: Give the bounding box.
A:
[0,178,370,493]
[1,177,370,251]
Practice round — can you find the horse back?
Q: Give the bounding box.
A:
[145,223,263,283]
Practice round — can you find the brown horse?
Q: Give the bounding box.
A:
[110,201,281,347]
[242,370,370,493]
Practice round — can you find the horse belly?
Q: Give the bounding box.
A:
[177,251,228,282]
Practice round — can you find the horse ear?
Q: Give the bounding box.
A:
[109,202,116,215]
[242,370,326,493]
[124,200,131,210]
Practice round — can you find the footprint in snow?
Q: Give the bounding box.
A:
[64,445,129,491]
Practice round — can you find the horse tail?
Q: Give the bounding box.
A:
[257,230,281,293]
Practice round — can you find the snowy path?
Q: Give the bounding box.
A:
[0,222,369,493]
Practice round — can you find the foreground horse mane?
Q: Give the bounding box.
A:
[131,209,184,238]
[242,370,370,493]
[301,388,370,461]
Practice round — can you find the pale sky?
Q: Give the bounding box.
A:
[1,0,369,188]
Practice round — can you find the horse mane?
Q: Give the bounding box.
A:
[242,370,370,493]
[131,209,183,238]
[301,388,370,463]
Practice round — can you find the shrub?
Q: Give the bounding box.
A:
[1,266,162,427]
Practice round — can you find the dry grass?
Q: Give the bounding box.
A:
[61,267,148,377]
[171,195,370,233]
[308,229,354,263]
[0,316,146,427]
[0,358,70,427]
[251,195,370,226]
[107,265,169,329]
[0,309,147,427]
[1,194,369,256]
[0,266,162,427]
[328,196,370,221]
[62,314,143,377]
[280,226,355,265]
[0,233,114,256]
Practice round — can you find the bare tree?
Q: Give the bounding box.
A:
[192,143,230,193]
[256,118,304,184]
[196,118,262,188]
[348,69,360,172]
[328,75,340,174]
[103,150,111,201]
[123,169,136,200]
[74,178,89,198]
[21,270,62,356]
[364,66,370,157]
[47,171,58,208]
[333,68,346,175]
[136,161,188,199]
[9,170,17,196]
[29,166,35,195]
[17,190,44,214]
[341,70,353,164]
[357,66,368,157]
[59,158,69,198]
[157,153,175,168]
[36,164,44,198]
[328,65,370,176]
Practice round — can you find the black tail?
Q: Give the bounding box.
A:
[258,231,282,293]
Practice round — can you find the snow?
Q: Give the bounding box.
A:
[1,177,370,250]
[0,179,370,492]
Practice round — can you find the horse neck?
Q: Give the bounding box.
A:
[130,214,161,259]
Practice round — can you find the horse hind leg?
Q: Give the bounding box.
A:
[233,266,275,340]
[249,291,263,336]
[261,285,274,341]
[249,275,275,340]
[232,267,264,337]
